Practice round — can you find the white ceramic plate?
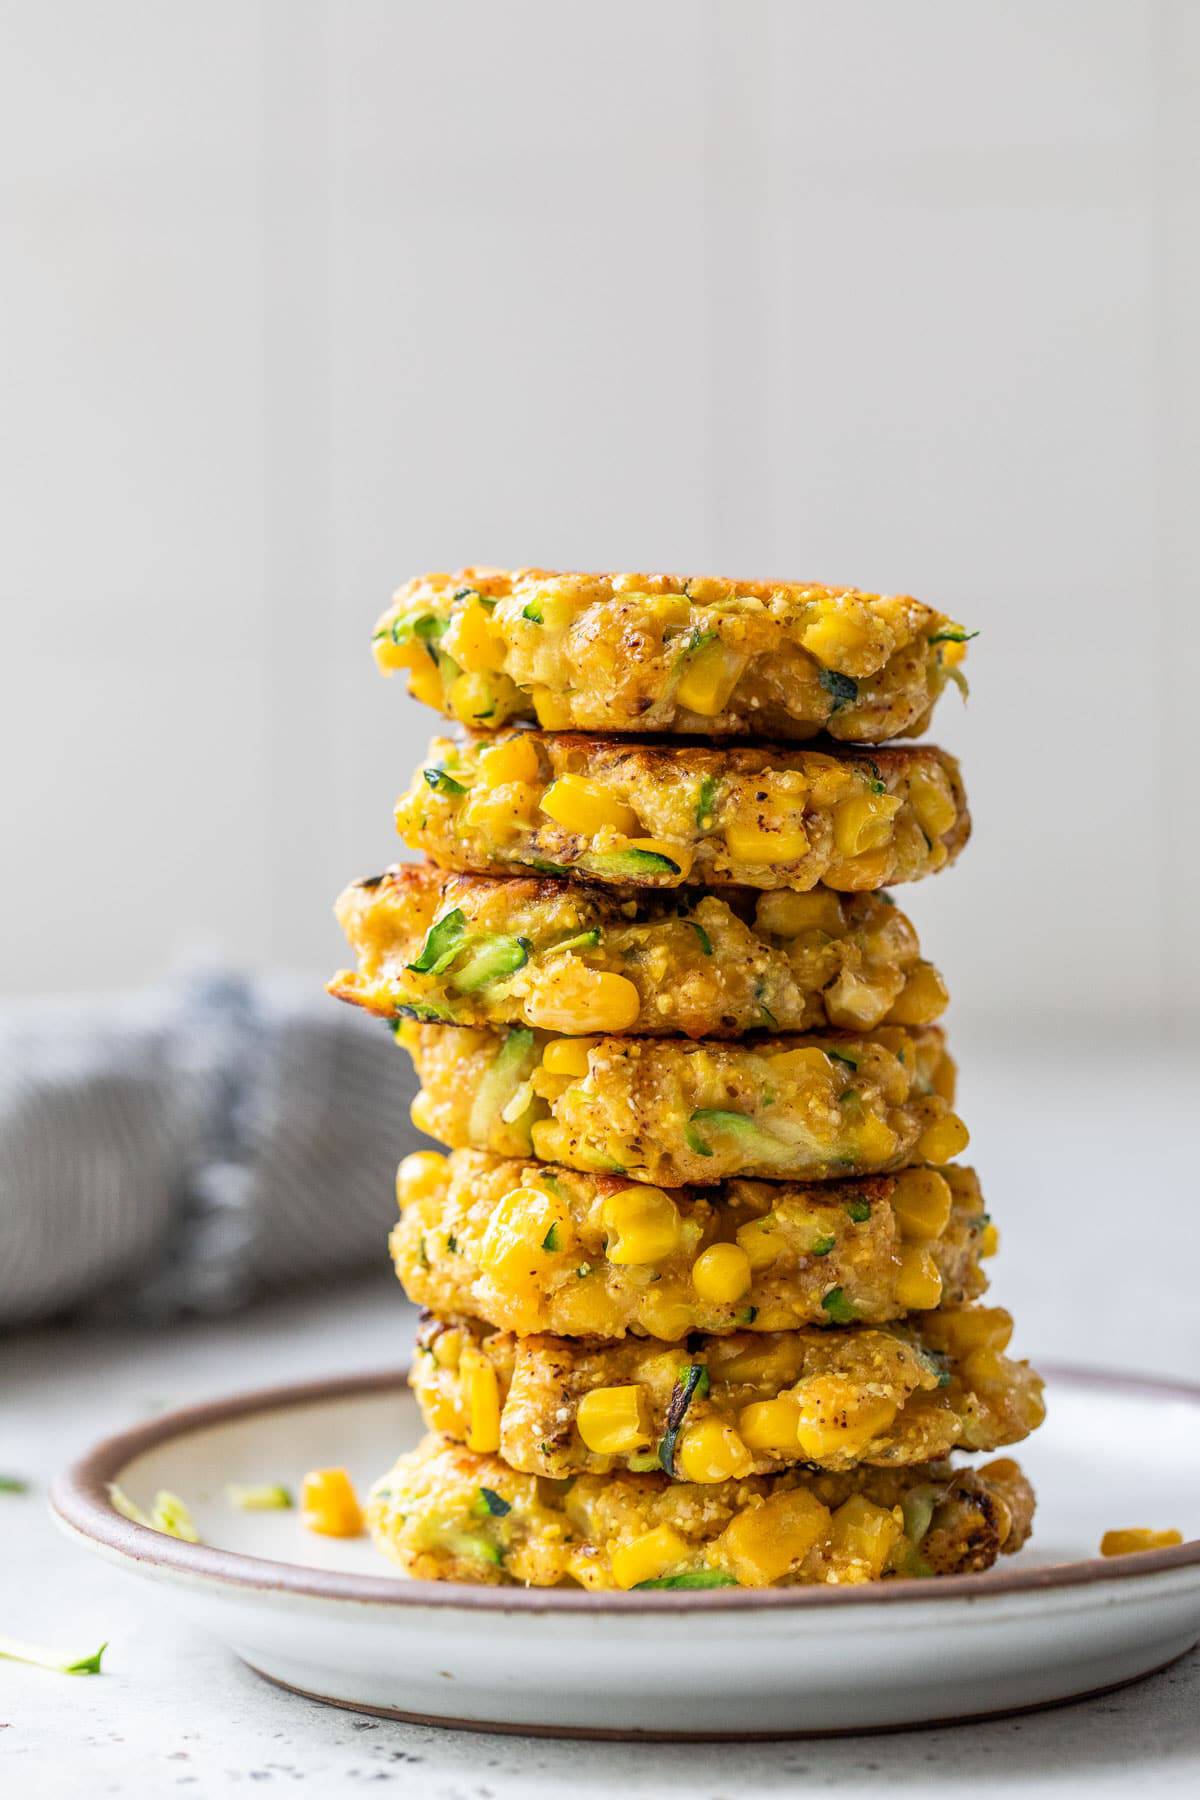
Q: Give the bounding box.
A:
[51,1365,1200,1739]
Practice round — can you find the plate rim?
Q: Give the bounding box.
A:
[50,1361,1200,1616]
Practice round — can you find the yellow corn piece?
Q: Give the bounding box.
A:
[525,964,641,1034]
[915,1113,969,1164]
[373,634,429,676]
[737,1396,803,1454]
[716,1488,832,1586]
[832,792,902,859]
[460,1347,502,1453]
[690,1243,753,1304]
[755,888,845,938]
[541,773,640,837]
[828,1495,902,1576]
[601,1186,683,1265]
[407,660,446,709]
[442,598,505,673]
[448,671,499,726]
[300,1468,364,1539]
[675,637,747,716]
[894,1245,944,1310]
[735,1213,782,1271]
[675,1419,754,1484]
[908,769,958,839]
[933,1306,1013,1356]
[793,1379,898,1463]
[891,1168,953,1240]
[479,1186,571,1284]
[531,686,573,727]
[725,820,809,865]
[847,1113,899,1164]
[1101,1527,1183,1557]
[576,1385,649,1455]
[610,1524,690,1590]
[980,1220,1000,1257]
[478,733,541,787]
[542,1037,597,1077]
[461,782,539,835]
[887,962,950,1026]
[394,1150,448,1210]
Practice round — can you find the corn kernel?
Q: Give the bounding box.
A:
[395,1150,448,1209]
[675,638,747,716]
[479,733,541,787]
[460,1346,502,1453]
[1101,1527,1183,1557]
[407,659,447,709]
[908,770,958,840]
[916,1113,969,1164]
[725,819,809,865]
[638,1290,700,1342]
[887,962,950,1026]
[479,1186,571,1284]
[940,636,969,669]
[793,1378,898,1463]
[576,1385,649,1455]
[980,1221,1000,1257]
[735,1215,782,1270]
[675,1419,754,1484]
[601,1186,683,1264]
[610,1524,689,1589]
[525,964,641,1035]
[755,888,845,938]
[892,1168,953,1240]
[716,1488,831,1586]
[802,610,873,664]
[738,1396,803,1453]
[441,598,504,673]
[373,633,429,676]
[431,1326,464,1369]
[848,1113,899,1165]
[532,686,573,728]
[828,1495,902,1575]
[461,781,538,835]
[447,671,499,726]
[767,1044,835,1085]
[300,1467,364,1538]
[933,1307,1013,1356]
[542,773,640,838]
[691,1243,753,1304]
[542,1037,597,1077]
[827,847,894,890]
[832,792,902,859]
[895,1245,944,1310]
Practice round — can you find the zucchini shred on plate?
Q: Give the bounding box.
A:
[328,565,1041,1590]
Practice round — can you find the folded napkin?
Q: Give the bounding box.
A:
[0,971,421,1329]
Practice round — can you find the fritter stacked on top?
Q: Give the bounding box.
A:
[331,567,1040,1590]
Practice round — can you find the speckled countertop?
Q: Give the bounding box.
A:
[5,1040,1200,1796]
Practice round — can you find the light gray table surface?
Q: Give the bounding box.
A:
[4,1037,1199,1796]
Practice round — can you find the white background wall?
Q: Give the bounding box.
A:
[3,0,1198,1041]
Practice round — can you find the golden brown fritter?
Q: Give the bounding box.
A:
[396,1019,968,1186]
[390,1149,991,1339]
[372,568,972,742]
[368,1434,1034,1588]
[396,733,969,894]
[330,866,949,1039]
[410,1307,1044,1481]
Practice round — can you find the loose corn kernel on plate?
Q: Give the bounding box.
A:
[409,1308,1044,1482]
[331,866,949,1039]
[397,1019,967,1186]
[396,731,969,894]
[390,1149,992,1339]
[52,1366,1200,1734]
[373,567,971,742]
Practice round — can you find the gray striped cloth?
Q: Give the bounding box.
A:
[0,971,421,1329]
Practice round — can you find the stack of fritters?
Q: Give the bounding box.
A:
[330,568,1044,1590]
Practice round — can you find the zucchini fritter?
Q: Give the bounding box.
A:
[391,1150,991,1339]
[397,1020,968,1186]
[330,866,948,1040]
[410,1308,1044,1480]
[372,568,971,743]
[397,733,968,894]
[369,1436,1033,1589]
